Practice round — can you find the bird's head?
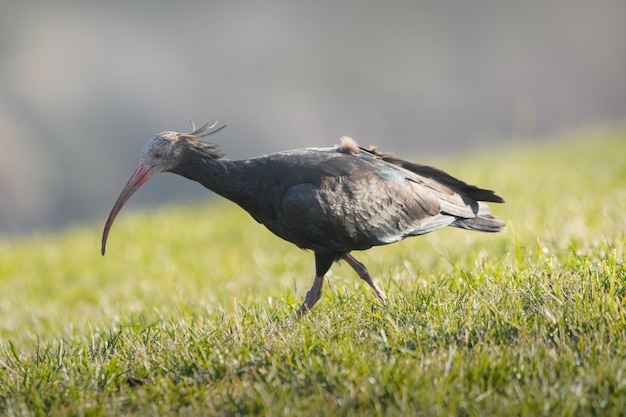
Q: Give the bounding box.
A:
[101,121,225,255]
[137,131,182,174]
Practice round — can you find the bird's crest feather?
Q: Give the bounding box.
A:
[187,120,227,138]
[181,120,227,159]
[337,136,359,154]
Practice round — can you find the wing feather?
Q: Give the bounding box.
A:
[277,145,503,253]
[281,156,455,252]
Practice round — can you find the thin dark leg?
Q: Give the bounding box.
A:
[295,252,335,317]
[343,253,386,300]
[295,275,324,317]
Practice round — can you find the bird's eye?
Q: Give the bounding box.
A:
[154,152,163,159]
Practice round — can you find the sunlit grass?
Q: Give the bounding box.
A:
[1,126,625,416]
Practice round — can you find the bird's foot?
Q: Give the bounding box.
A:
[284,274,325,324]
[372,285,387,301]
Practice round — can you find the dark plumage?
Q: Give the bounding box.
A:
[102,122,505,316]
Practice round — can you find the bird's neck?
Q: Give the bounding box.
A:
[170,149,262,212]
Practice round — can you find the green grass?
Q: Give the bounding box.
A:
[1,126,625,416]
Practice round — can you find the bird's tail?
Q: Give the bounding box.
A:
[451,214,505,232]
[450,200,505,232]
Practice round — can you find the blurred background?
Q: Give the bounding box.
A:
[1,1,625,234]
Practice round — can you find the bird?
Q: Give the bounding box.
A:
[102,121,505,317]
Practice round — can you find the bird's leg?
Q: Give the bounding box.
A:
[295,275,325,317]
[295,253,335,317]
[343,254,387,300]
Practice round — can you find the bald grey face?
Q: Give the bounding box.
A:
[140,132,182,174]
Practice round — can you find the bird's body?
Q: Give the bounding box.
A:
[102,123,504,316]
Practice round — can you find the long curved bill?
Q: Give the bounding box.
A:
[101,162,151,255]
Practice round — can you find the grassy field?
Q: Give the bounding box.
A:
[1,127,625,416]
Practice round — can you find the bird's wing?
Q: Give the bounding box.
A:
[360,146,505,204]
[280,155,459,252]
